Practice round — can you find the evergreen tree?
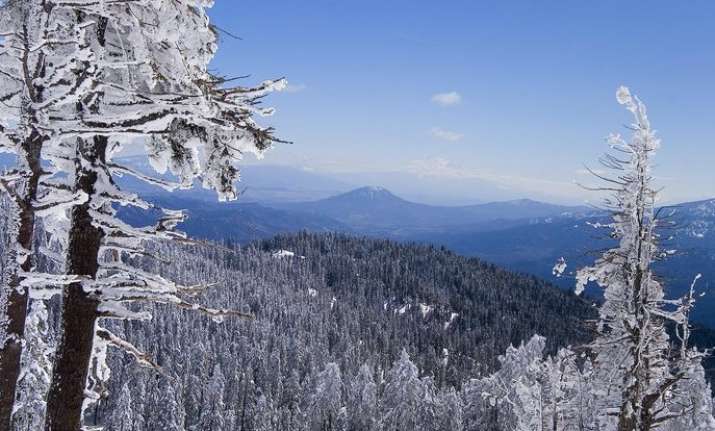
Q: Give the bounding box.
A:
[479,335,546,430]
[184,374,204,429]
[151,379,185,431]
[198,364,227,431]
[666,348,715,430]
[349,364,379,431]
[109,382,134,431]
[381,349,428,431]
[307,362,344,431]
[282,369,304,429]
[254,393,276,431]
[462,378,491,431]
[541,348,598,431]
[436,387,463,431]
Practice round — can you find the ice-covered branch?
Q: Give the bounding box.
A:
[95,327,165,374]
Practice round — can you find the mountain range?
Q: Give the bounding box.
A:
[118,171,715,328]
[271,187,593,234]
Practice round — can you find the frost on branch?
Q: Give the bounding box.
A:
[567,86,714,429]
[38,0,288,203]
[12,301,52,431]
[17,0,286,426]
[0,3,97,416]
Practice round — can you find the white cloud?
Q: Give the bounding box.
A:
[284,83,307,93]
[431,91,462,106]
[430,127,463,142]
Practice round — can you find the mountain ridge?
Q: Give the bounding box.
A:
[115,169,715,327]
[268,186,595,232]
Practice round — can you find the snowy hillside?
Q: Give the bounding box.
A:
[86,233,595,429]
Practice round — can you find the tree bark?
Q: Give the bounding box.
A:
[45,136,107,431]
[0,132,43,429]
[0,2,56,423]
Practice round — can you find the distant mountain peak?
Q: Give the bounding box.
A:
[505,198,541,205]
[344,186,400,200]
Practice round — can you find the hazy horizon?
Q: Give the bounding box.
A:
[203,0,715,205]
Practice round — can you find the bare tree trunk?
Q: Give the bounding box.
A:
[0,132,43,429]
[45,136,107,431]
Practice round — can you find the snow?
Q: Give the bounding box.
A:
[12,301,52,429]
[357,186,391,200]
[444,312,459,330]
[418,303,433,318]
[552,257,567,278]
[687,220,710,239]
[575,268,591,296]
[395,304,411,315]
[272,249,295,258]
[272,249,305,259]
[616,85,633,105]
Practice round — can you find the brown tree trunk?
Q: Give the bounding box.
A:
[44,136,107,431]
[0,132,43,429]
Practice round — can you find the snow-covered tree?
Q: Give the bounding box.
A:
[185,373,205,427]
[478,335,546,430]
[34,1,286,428]
[280,369,304,430]
[663,278,715,431]
[417,375,439,430]
[151,378,185,431]
[108,382,134,431]
[462,377,492,431]
[253,393,276,431]
[436,386,463,431]
[575,86,714,431]
[348,363,379,431]
[540,348,598,431]
[380,349,435,431]
[11,301,52,431]
[0,1,98,425]
[478,338,599,431]
[666,354,715,431]
[307,362,344,431]
[197,364,227,431]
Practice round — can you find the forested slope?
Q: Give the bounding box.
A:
[88,232,596,429]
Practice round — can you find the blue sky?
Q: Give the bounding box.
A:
[208,1,715,204]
